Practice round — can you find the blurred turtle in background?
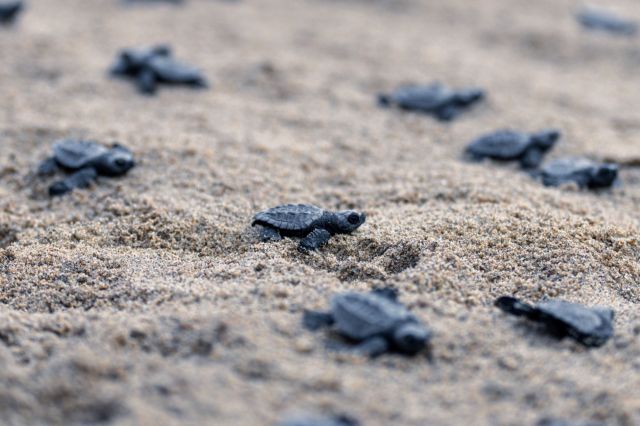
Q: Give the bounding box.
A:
[38,139,135,196]
[0,1,23,24]
[577,8,638,37]
[378,82,484,121]
[465,129,560,170]
[539,157,618,189]
[110,45,208,95]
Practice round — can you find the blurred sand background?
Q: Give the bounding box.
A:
[1,0,640,425]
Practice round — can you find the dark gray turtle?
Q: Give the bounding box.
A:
[0,1,23,24]
[303,289,431,357]
[252,204,366,252]
[537,418,605,426]
[495,296,614,348]
[38,139,136,196]
[278,414,360,426]
[111,45,208,95]
[577,8,638,36]
[378,82,484,121]
[539,157,618,189]
[124,0,183,4]
[465,129,560,169]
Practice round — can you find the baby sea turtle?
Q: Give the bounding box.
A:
[110,45,208,95]
[577,8,638,36]
[278,414,360,426]
[465,129,560,169]
[539,157,618,189]
[0,1,23,24]
[303,289,432,357]
[378,82,484,121]
[537,418,605,426]
[38,139,136,196]
[495,296,614,347]
[251,204,366,252]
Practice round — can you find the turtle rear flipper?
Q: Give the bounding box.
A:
[49,168,98,196]
[299,228,331,252]
[137,68,157,95]
[302,310,334,331]
[259,226,282,242]
[37,157,59,176]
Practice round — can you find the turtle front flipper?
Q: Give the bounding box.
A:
[494,296,537,319]
[37,157,59,176]
[259,226,282,242]
[352,336,389,358]
[302,310,334,331]
[137,68,157,95]
[49,168,98,196]
[435,105,459,121]
[520,147,544,170]
[299,228,331,252]
[325,336,389,358]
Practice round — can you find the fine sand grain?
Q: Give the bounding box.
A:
[1,0,640,425]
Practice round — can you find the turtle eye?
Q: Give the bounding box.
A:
[114,158,127,168]
[347,213,360,225]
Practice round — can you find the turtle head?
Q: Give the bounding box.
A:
[98,144,136,176]
[333,210,366,234]
[392,322,431,355]
[590,164,618,188]
[531,129,561,151]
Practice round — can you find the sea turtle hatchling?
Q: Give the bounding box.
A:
[378,82,485,121]
[465,129,560,169]
[278,414,360,426]
[495,296,614,347]
[251,204,366,252]
[0,1,23,24]
[539,157,618,189]
[303,289,432,357]
[110,45,208,95]
[577,8,638,37]
[38,139,136,196]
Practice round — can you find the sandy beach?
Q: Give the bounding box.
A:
[1,0,640,425]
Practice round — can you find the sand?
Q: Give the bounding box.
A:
[1,0,640,425]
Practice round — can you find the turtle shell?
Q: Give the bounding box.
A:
[53,140,108,170]
[466,130,530,160]
[252,204,324,232]
[536,299,614,347]
[330,292,413,341]
[148,56,207,87]
[389,83,450,111]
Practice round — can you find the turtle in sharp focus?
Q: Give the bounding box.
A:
[495,296,614,347]
[465,129,560,169]
[0,1,23,24]
[378,82,484,121]
[303,289,432,357]
[38,139,136,196]
[251,204,366,252]
[110,45,208,95]
[539,157,618,189]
